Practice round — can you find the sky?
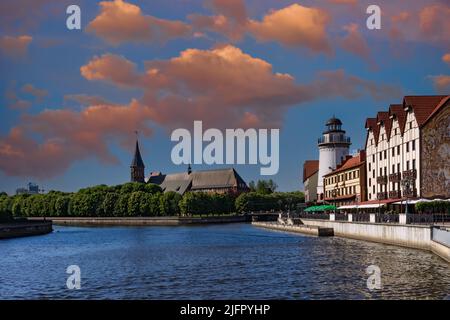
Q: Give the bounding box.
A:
[0,0,449,195]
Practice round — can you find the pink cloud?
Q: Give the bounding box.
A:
[340,23,371,63]
[443,53,450,66]
[247,4,332,54]
[87,0,191,45]
[0,35,32,58]
[429,75,450,93]
[0,45,401,178]
[80,53,142,87]
[0,101,154,178]
[419,4,450,42]
[21,84,48,102]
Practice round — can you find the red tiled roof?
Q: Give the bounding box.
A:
[303,160,319,182]
[357,199,401,205]
[389,104,407,135]
[376,111,390,141]
[365,96,448,147]
[421,96,450,127]
[365,118,378,144]
[324,151,365,177]
[403,95,448,127]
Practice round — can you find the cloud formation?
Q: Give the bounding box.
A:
[0,35,32,58]
[4,83,47,110]
[429,75,450,93]
[0,101,153,178]
[80,53,142,87]
[247,4,332,54]
[443,53,450,66]
[1,45,401,178]
[340,23,371,63]
[87,0,191,45]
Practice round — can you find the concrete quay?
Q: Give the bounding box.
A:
[252,221,334,237]
[0,220,53,239]
[253,218,450,263]
[29,215,250,227]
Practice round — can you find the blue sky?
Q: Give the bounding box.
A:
[0,0,449,194]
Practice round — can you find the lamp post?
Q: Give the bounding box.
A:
[401,177,413,215]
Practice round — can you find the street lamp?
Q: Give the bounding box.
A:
[401,177,414,215]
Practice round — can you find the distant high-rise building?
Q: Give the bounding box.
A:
[16,182,40,195]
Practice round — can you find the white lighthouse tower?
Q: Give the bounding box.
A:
[316,116,351,202]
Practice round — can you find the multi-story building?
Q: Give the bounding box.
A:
[323,150,366,207]
[316,117,351,202]
[302,160,319,204]
[365,95,449,202]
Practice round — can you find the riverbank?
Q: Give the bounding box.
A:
[253,219,450,263]
[252,221,334,236]
[0,220,53,239]
[29,215,251,226]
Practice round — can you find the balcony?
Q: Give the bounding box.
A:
[377,176,388,184]
[318,135,351,145]
[404,188,417,198]
[377,192,388,200]
[389,190,401,199]
[389,172,401,183]
[402,169,417,180]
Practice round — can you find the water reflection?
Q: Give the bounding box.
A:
[0,224,448,299]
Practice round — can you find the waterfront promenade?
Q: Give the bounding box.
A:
[253,214,450,263]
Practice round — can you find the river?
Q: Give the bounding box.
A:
[0,224,449,299]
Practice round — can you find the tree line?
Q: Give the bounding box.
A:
[0,181,304,219]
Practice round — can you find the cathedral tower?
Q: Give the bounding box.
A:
[130,139,145,183]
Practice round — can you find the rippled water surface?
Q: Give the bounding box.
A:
[0,224,449,299]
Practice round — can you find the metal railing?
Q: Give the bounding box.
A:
[318,136,351,145]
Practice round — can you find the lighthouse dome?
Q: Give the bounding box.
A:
[326,116,342,126]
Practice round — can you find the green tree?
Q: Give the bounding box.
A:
[160,191,182,216]
[55,195,71,216]
[114,193,130,216]
[103,192,119,216]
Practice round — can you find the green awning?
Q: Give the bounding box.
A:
[304,205,336,212]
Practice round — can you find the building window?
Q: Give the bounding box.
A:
[392,164,395,173]
[373,185,375,194]
[369,178,371,187]
[392,147,395,157]
[369,163,371,171]
[384,167,387,176]
[397,163,400,173]
[372,155,375,162]
[379,152,382,160]
[412,140,416,151]
[384,150,387,159]
[379,168,383,176]
[413,159,416,170]
[409,122,412,129]
[373,169,375,178]
[406,161,410,171]
[406,141,409,152]
[397,145,400,155]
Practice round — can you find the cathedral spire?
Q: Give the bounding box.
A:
[130,133,145,183]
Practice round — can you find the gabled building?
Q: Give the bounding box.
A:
[148,168,249,195]
[129,138,249,195]
[365,95,449,202]
[323,150,366,207]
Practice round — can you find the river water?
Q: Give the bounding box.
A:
[0,224,449,299]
